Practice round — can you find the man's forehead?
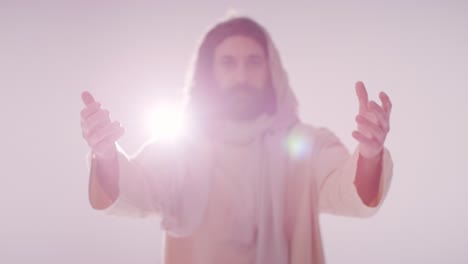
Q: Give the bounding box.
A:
[214,35,267,58]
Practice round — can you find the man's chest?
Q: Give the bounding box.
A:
[201,150,260,245]
[164,153,260,264]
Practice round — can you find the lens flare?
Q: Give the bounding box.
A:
[146,102,186,142]
[286,132,313,159]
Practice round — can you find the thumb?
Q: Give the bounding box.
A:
[81,91,96,106]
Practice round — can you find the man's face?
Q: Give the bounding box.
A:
[212,35,271,120]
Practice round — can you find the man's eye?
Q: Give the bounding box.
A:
[248,57,264,68]
[222,59,236,69]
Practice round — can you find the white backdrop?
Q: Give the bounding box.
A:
[1,1,467,263]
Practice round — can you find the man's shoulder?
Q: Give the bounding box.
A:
[286,122,344,150]
[289,122,336,139]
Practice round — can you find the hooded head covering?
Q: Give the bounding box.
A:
[184,16,299,143]
[171,16,304,264]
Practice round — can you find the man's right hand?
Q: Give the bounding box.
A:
[80,91,125,159]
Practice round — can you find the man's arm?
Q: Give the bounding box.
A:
[80,91,179,218]
[315,127,393,218]
[317,81,393,217]
[80,91,124,210]
[354,151,383,207]
[88,150,120,210]
[352,81,392,207]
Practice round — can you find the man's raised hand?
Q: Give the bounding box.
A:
[80,91,125,158]
[352,81,392,159]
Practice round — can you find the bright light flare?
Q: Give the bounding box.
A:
[286,132,313,159]
[146,102,187,142]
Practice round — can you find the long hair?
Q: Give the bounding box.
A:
[184,17,275,123]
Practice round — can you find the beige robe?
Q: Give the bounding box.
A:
[91,16,393,264]
[94,123,393,264]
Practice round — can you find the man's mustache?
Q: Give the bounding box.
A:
[226,84,256,94]
[231,83,255,90]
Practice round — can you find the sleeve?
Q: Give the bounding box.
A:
[99,141,185,220]
[94,138,214,237]
[314,128,393,218]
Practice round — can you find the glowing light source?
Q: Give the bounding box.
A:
[146,102,187,142]
[286,132,312,159]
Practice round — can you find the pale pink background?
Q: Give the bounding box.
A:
[1,1,467,263]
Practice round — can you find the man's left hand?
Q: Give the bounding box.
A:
[352,81,392,159]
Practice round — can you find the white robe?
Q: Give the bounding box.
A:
[94,123,393,264]
[91,16,394,264]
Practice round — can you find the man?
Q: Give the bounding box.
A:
[80,16,393,264]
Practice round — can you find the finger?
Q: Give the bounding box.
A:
[356,115,386,143]
[379,91,392,114]
[368,100,386,119]
[80,102,102,120]
[81,91,96,106]
[368,101,390,132]
[355,81,368,112]
[81,109,111,136]
[88,121,124,148]
[352,130,381,149]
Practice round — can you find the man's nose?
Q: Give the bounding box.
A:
[233,65,248,84]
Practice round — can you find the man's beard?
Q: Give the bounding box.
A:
[213,83,274,121]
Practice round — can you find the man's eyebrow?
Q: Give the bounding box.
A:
[248,54,265,61]
[220,55,235,60]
